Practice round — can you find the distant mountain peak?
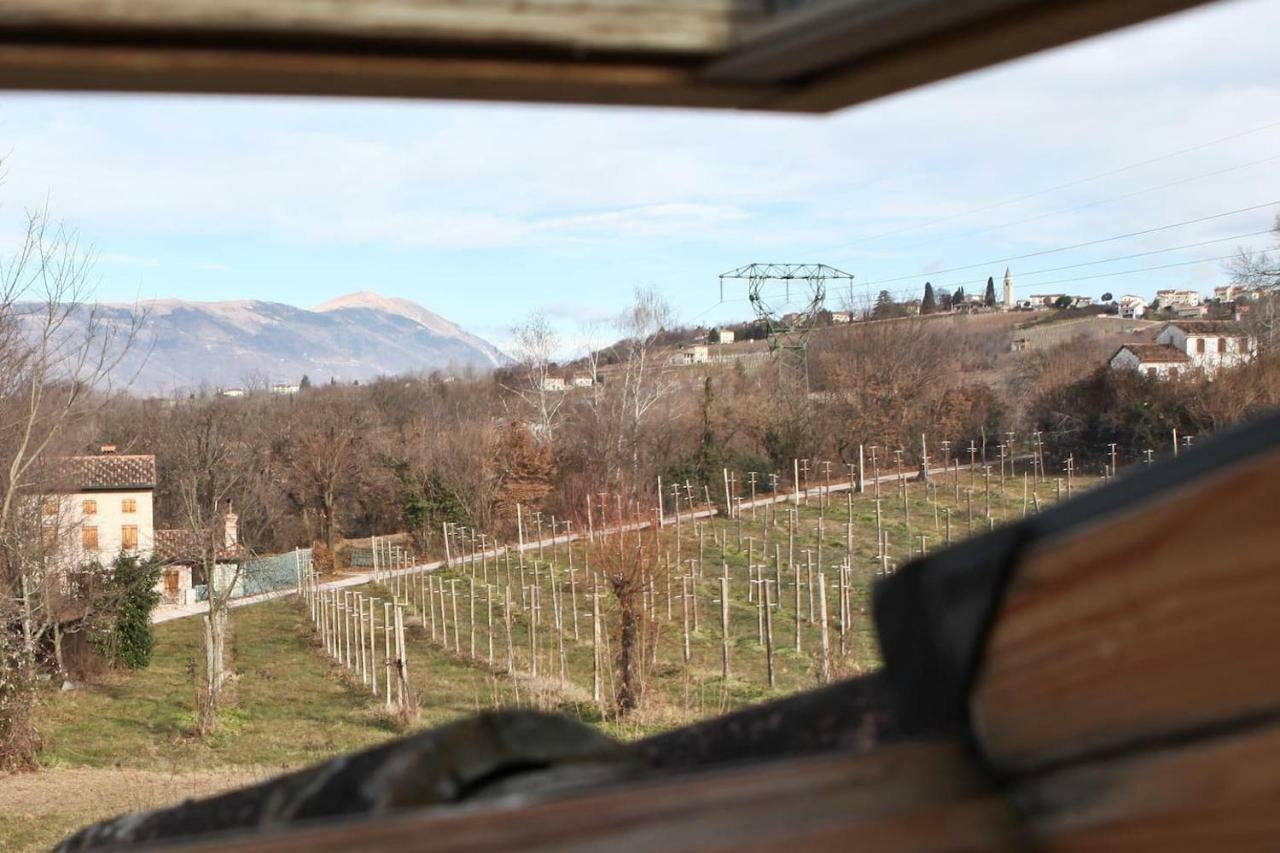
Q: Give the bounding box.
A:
[314,290,506,366]
[67,292,507,396]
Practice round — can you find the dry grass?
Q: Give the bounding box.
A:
[0,766,273,852]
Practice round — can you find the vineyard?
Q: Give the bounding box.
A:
[305,454,1104,731]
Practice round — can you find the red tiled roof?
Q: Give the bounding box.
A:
[64,455,156,491]
[154,528,244,563]
[1115,343,1191,364]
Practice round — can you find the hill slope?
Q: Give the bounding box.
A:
[82,292,507,395]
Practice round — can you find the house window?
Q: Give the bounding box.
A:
[1170,368,1180,379]
[121,525,138,550]
[42,498,58,516]
[82,499,97,515]
[1240,337,1250,353]
[1217,338,1227,354]
[1147,367,1158,378]
[122,498,137,514]
[82,526,99,550]
[1196,338,1205,353]
[43,526,58,547]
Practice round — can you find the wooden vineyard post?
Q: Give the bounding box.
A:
[516,504,527,608]
[383,602,393,709]
[345,591,354,670]
[818,570,830,683]
[763,576,776,688]
[437,577,449,650]
[591,574,602,706]
[857,443,865,494]
[794,556,802,653]
[568,539,579,641]
[838,561,848,657]
[756,571,765,645]
[805,550,817,624]
[503,583,515,673]
[691,568,699,632]
[368,598,378,697]
[721,565,730,681]
[395,603,409,712]
[945,508,952,545]
[450,579,461,655]
[793,457,801,506]
[529,586,538,678]
[469,577,477,658]
[355,592,366,684]
[682,575,691,664]
[487,583,495,667]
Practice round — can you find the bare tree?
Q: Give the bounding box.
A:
[158,399,279,734]
[0,208,140,769]
[614,287,677,487]
[506,313,565,443]
[1228,217,1280,353]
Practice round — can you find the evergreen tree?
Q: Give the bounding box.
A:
[299,374,312,389]
[98,554,163,669]
[953,286,966,307]
[984,276,997,307]
[921,281,937,315]
[937,288,952,311]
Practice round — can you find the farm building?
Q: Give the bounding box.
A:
[671,345,710,366]
[1155,320,1256,374]
[48,449,157,567]
[1109,343,1191,379]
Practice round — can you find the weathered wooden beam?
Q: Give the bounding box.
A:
[0,0,1222,110]
[721,0,1220,111]
[172,741,1022,852]
[1014,721,1280,850]
[0,1,768,56]
[972,446,1280,775]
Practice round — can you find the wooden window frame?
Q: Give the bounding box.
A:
[83,499,98,515]
[121,524,138,550]
[122,498,138,514]
[82,525,100,550]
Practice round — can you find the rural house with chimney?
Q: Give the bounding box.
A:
[1110,320,1257,379]
[50,448,157,566]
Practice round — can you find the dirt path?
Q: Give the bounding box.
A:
[0,765,279,851]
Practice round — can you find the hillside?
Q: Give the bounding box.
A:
[72,292,508,396]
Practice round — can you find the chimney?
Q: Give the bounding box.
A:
[100,444,118,455]
[223,500,239,549]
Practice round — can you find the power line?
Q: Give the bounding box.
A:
[892,228,1271,294]
[835,118,1280,248]
[860,200,1280,288]
[888,152,1280,256]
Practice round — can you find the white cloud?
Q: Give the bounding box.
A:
[0,0,1275,310]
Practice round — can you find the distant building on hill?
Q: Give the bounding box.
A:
[540,376,566,392]
[671,345,709,366]
[710,328,735,344]
[1155,288,1202,309]
[1117,295,1148,319]
[1109,343,1191,379]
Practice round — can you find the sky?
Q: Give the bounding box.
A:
[0,0,1277,355]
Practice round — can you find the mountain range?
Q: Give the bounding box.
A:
[86,291,508,395]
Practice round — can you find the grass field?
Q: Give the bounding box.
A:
[2,467,1089,850]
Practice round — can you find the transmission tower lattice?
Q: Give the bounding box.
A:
[718,262,855,387]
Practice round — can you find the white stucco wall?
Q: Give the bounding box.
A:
[60,489,155,566]
[1156,327,1256,374]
